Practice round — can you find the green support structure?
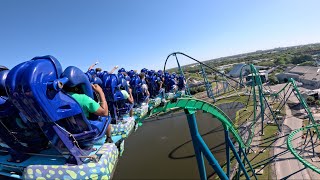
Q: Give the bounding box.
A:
[287,124,320,174]
[200,64,215,101]
[273,78,320,136]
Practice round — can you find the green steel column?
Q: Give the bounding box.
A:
[200,64,215,101]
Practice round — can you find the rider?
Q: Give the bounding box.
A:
[120,85,134,117]
[64,84,114,143]
[139,72,150,103]
[88,62,119,74]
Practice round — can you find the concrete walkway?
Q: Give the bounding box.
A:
[274,104,312,179]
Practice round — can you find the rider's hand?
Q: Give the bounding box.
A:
[92,84,103,93]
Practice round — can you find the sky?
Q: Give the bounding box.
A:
[1,0,320,71]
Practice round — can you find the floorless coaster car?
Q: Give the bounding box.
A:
[129,76,148,107]
[147,75,161,99]
[71,67,133,145]
[85,70,136,148]
[0,69,49,162]
[100,74,135,139]
[177,75,186,91]
[2,56,118,179]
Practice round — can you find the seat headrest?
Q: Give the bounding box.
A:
[119,78,128,89]
[98,71,108,79]
[62,66,93,98]
[31,55,63,77]
[117,74,124,83]
[93,77,102,85]
[0,70,9,96]
[102,74,119,102]
[87,69,96,75]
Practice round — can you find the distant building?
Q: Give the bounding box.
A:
[228,63,250,78]
[277,66,320,89]
[246,70,269,84]
[228,63,268,78]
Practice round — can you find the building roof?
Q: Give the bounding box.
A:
[228,63,249,77]
[247,72,267,76]
[300,73,320,81]
[288,66,320,75]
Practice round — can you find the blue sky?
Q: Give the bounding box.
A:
[1,0,320,71]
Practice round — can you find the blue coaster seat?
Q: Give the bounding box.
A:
[177,75,186,90]
[5,56,110,165]
[102,74,132,120]
[0,68,49,162]
[130,76,147,107]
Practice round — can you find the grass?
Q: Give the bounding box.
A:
[211,82,217,89]
[215,95,249,105]
[216,94,279,179]
[271,102,286,116]
[208,91,280,179]
[235,105,254,128]
[240,125,278,179]
[217,125,278,180]
[215,95,254,128]
[215,88,242,98]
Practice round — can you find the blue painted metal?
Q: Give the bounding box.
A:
[224,129,230,178]
[130,75,148,106]
[227,135,250,180]
[6,57,111,165]
[240,147,258,180]
[186,112,207,180]
[0,69,49,162]
[185,109,228,180]
[102,74,133,120]
[236,146,242,180]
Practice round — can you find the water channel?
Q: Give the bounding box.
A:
[113,102,244,179]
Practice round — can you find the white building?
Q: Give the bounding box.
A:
[277,66,320,89]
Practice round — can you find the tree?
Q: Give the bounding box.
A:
[274,57,286,65]
[307,96,315,105]
[197,86,206,92]
[257,61,274,67]
[291,54,313,64]
[189,87,198,95]
[224,67,233,74]
[268,75,279,85]
[298,61,316,66]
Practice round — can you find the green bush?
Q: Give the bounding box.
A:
[307,96,315,105]
[189,86,207,95]
[292,54,313,64]
[298,61,316,66]
[189,87,198,95]
[268,75,279,85]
